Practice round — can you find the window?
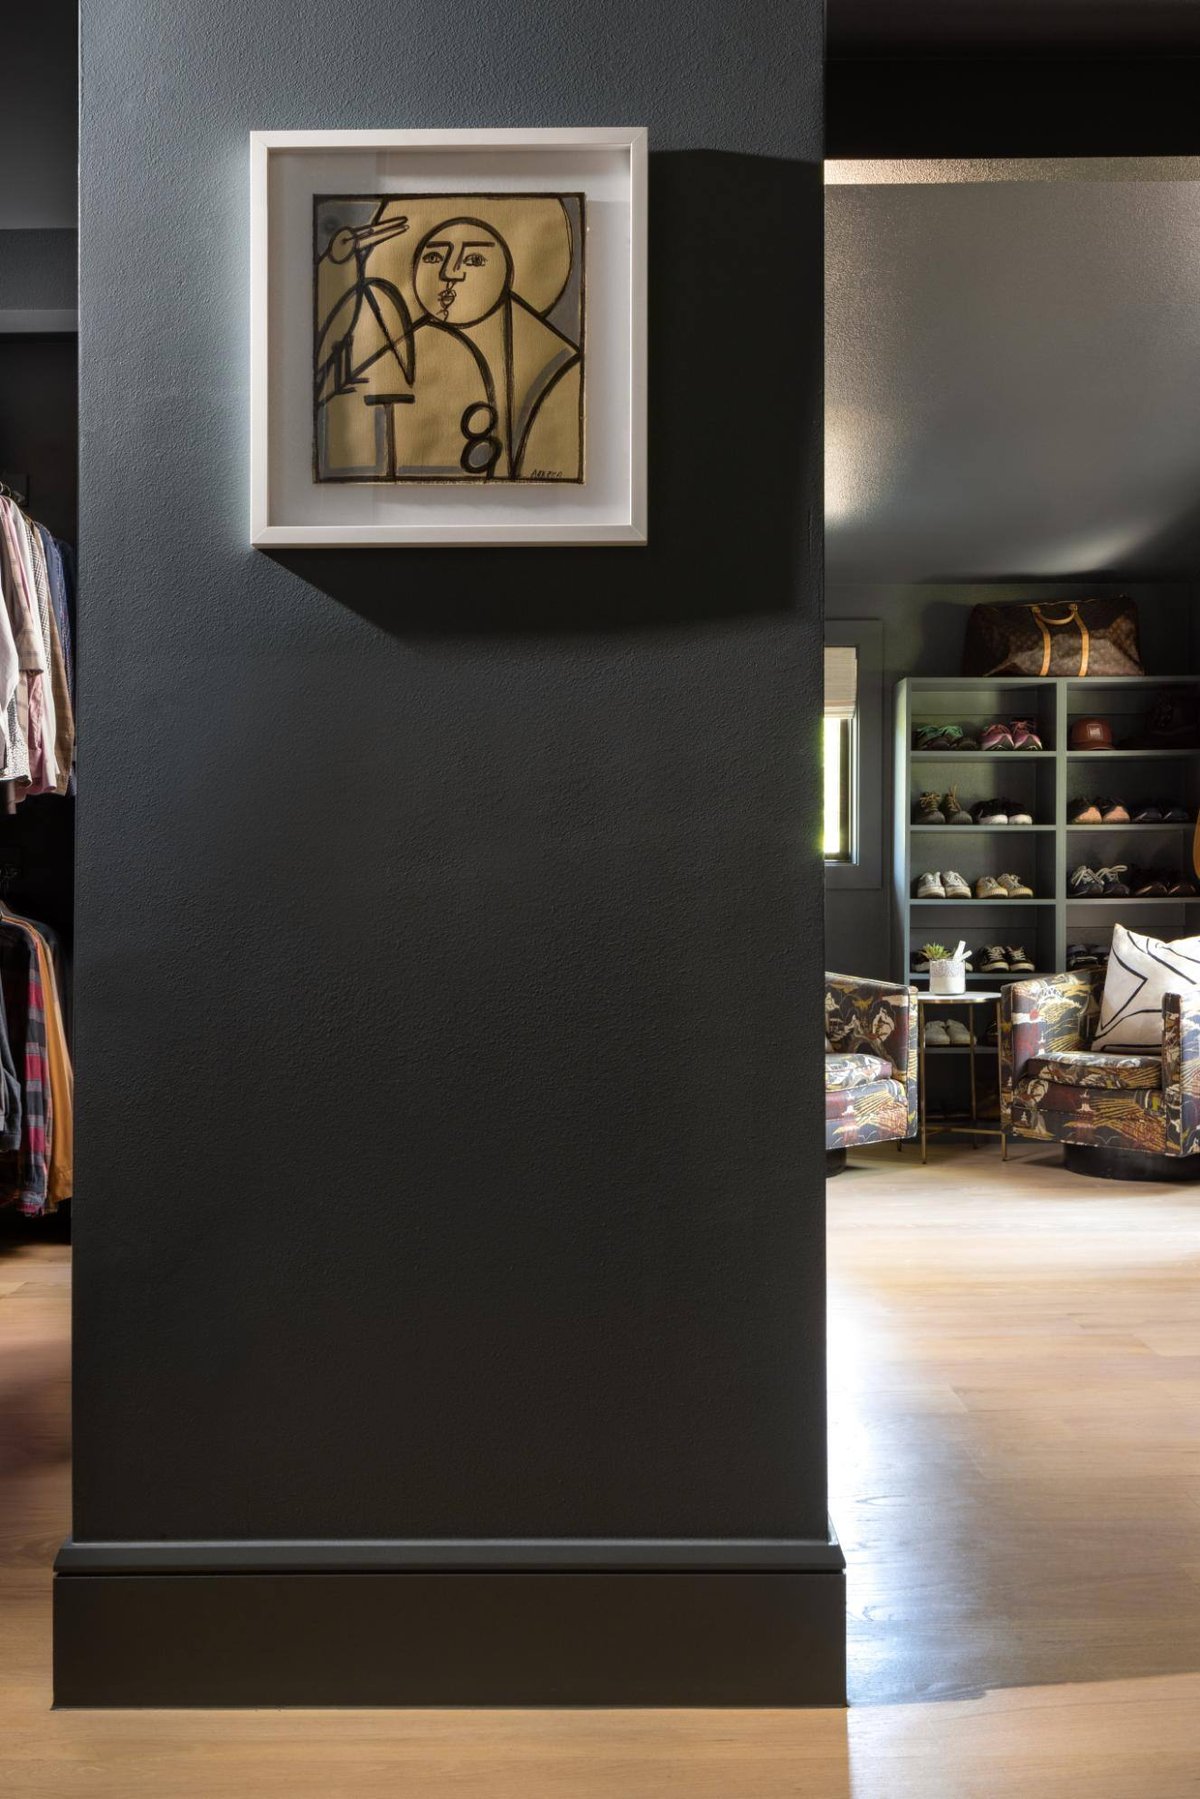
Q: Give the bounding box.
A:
[824,644,858,863]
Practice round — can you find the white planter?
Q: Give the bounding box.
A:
[929,958,966,996]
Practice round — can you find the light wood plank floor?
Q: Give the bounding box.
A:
[3,1142,1200,1796]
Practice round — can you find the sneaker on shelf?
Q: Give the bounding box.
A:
[1132,869,1169,896]
[916,871,946,898]
[997,873,1034,898]
[1098,798,1130,823]
[1167,874,1198,895]
[972,799,1008,824]
[1162,803,1191,822]
[1132,804,1164,823]
[979,944,1009,971]
[943,786,973,825]
[1069,864,1104,897]
[924,1019,951,1047]
[942,869,972,898]
[1069,798,1102,823]
[915,790,947,823]
[1066,943,1100,969]
[1010,719,1043,750]
[1096,865,1130,897]
[946,1019,972,1046]
[1005,945,1035,971]
[982,1019,999,1045]
[974,874,1007,900]
[1003,798,1033,824]
[915,724,977,751]
[980,722,1016,751]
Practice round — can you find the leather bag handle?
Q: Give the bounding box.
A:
[1030,603,1089,677]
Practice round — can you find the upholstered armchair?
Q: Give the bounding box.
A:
[1000,971,1200,1178]
[825,973,918,1167]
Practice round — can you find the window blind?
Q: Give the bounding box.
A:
[824,645,858,720]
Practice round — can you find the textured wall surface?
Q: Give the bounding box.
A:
[827,174,1200,581]
[74,0,827,1543]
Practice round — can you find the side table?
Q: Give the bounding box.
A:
[915,990,1007,1164]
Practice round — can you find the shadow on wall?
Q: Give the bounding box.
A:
[270,152,822,639]
[907,597,973,673]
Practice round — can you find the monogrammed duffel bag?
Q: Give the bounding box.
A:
[963,597,1142,678]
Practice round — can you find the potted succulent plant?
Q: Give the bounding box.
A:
[923,940,968,996]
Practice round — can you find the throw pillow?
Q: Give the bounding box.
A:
[1093,924,1200,1051]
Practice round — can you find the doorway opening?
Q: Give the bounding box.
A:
[823,155,1200,1705]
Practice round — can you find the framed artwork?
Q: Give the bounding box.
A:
[250,129,647,547]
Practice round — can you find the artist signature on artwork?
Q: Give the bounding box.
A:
[528,469,563,480]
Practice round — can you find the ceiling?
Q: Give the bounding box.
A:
[827,1,1200,58]
[825,162,1200,581]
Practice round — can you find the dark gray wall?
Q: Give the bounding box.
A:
[0,0,76,322]
[0,1,77,228]
[827,172,1200,583]
[74,1,827,1548]
[0,230,76,311]
[824,581,1199,977]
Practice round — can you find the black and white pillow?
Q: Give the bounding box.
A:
[1093,924,1200,1051]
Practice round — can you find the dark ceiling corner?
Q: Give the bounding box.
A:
[827,1,1200,61]
[826,3,1200,158]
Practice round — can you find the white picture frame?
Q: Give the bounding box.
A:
[250,128,647,548]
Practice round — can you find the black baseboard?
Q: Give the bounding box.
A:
[1063,1144,1200,1184]
[54,1556,846,1707]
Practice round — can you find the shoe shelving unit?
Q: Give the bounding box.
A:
[894,675,1200,990]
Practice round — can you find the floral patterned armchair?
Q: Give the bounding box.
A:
[825,973,918,1153]
[1000,971,1200,1162]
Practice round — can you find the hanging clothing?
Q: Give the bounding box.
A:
[0,960,20,1154]
[37,526,76,794]
[21,912,71,1046]
[25,522,59,795]
[0,527,19,769]
[0,498,37,786]
[0,917,53,1214]
[0,497,76,800]
[0,500,75,1209]
[27,924,72,1205]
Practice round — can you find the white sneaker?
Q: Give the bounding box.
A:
[916,871,946,898]
[942,870,972,898]
[946,1019,972,1046]
[925,1019,951,1046]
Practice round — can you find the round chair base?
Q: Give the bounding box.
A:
[826,1148,847,1177]
[1063,1144,1200,1184]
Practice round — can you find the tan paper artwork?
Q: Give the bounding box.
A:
[314,194,585,485]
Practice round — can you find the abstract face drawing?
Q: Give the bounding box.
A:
[314,193,585,485]
[413,219,514,326]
